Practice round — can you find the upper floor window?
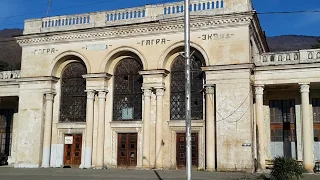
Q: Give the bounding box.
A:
[170,55,204,120]
[60,62,87,123]
[113,59,143,121]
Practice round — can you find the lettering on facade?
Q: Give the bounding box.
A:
[86,44,109,51]
[138,38,169,46]
[33,48,57,55]
[199,33,235,41]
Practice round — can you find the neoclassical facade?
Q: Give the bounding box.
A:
[0,0,319,172]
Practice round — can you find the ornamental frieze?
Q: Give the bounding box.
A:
[17,16,251,45]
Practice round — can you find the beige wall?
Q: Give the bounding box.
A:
[12,11,260,170]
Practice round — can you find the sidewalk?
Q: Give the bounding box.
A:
[0,167,319,180]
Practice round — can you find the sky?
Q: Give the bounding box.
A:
[0,0,319,37]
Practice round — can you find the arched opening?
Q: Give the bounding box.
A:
[60,62,87,123]
[170,47,205,121]
[113,58,143,121]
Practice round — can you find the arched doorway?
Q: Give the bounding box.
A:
[59,62,87,167]
[113,58,143,167]
[169,48,206,169]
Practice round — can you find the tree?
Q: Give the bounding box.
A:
[312,39,320,49]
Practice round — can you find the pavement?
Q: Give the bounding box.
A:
[0,167,319,180]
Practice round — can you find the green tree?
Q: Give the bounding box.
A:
[312,39,320,49]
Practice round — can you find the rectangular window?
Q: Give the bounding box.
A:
[270,100,296,142]
[312,98,320,141]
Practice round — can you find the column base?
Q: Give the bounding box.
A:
[304,164,314,173]
[206,168,216,172]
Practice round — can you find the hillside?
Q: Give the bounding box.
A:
[267,35,320,52]
[0,29,319,71]
[0,29,23,70]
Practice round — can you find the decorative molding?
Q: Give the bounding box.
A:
[17,16,252,45]
[139,69,170,77]
[17,76,59,83]
[202,63,254,72]
[82,73,112,80]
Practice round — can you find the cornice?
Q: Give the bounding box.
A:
[17,14,253,46]
[202,63,255,72]
[17,76,59,83]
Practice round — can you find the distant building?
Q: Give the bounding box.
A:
[0,0,319,172]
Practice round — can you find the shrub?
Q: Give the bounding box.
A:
[270,157,305,180]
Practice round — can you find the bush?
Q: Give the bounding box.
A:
[270,157,305,180]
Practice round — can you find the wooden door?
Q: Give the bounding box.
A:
[117,133,137,167]
[64,134,82,166]
[176,133,198,168]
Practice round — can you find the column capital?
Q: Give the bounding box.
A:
[97,90,107,99]
[299,83,310,93]
[254,85,264,95]
[205,86,215,94]
[45,93,56,101]
[142,88,152,97]
[155,88,165,96]
[85,90,96,99]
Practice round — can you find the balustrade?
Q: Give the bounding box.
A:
[257,49,320,66]
[0,71,21,80]
[23,0,239,34]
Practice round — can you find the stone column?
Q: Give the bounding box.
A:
[205,86,215,171]
[155,88,164,169]
[84,90,95,169]
[96,91,107,169]
[41,93,55,168]
[255,85,266,170]
[300,83,314,172]
[143,88,152,168]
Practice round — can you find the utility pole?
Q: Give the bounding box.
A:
[184,0,192,179]
[46,0,53,17]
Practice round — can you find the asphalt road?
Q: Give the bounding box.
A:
[0,167,319,180]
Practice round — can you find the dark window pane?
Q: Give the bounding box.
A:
[113,59,142,121]
[170,55,204,120]
[60,62,87,122]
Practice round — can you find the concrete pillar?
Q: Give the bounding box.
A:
[300,83,314,172]
[255,85,266,170]
[96,91,107,169]
[84,90,95,169]
[155,88,164,169]
[205,86,215,171]
[143,88,152,168]
[41,93,55,168]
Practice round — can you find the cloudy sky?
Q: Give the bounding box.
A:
[0,0,319,36]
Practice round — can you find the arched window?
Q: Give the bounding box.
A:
[60,62,87,123]
[113,59,143,121]
[170,55,204,120]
